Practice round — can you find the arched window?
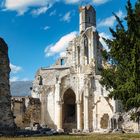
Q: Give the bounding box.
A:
[61,59,65,65]
[77,46,80,65]
[38,75,43,85]
[84,35,89,64]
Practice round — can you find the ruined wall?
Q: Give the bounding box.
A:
[23,97,41,127]
[11,97,27,128]
[0,38,15,130]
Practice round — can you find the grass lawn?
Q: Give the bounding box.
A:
[0,133,140,140]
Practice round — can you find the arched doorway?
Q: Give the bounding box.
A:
[62,88,76,132]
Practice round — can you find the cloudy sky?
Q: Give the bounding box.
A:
[0,0,136,81]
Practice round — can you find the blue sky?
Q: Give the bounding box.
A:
[0,0,137,81]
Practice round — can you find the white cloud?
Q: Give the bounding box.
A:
[10,63,22,74]
[44,26,50,30]
[10,76,19,82]
[10,77,29,82]
[99,32,111,50]
[3,0,56,15]
[65,0,110,5]
[64,0,81,4]
[2,0,110,15]
[31,6,49,16]
[62,11,71,22]
[49,10,56,16]
[98,10,124,27]
[60,51,66,57]
[45,31,77,57]
[92,0,110,5]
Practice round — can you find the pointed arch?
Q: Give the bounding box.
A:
[62,88,77,132]
[83,34,89,64]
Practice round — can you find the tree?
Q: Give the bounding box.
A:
[100,0,140,113]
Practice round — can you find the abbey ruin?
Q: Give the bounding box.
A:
[31,5,123,132]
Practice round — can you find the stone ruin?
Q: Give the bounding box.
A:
[22,97,41,127]
[0,37,15,133]
[11,96,41,129]
[31,5,116,133]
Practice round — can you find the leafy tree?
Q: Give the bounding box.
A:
[100,0,140,113]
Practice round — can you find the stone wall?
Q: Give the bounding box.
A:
[11,97,28,128]
[23,97,41,127]
[0,38,15,131]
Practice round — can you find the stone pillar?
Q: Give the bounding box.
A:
[92,104,96,131]
[90,33,94,60]
[80,37,85,66]
[72,44,76,66]
[41,93,46,125]
[76,101,82,130]
[54,78,63,132]
[83,77,90,132]
[95,102,99,130]
[83,95,89,132]
[95,97,101,131]
[56,101,63,131]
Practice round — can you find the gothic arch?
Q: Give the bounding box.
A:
[62,88,77,132]
[61,86,76,100]
[83,34,89,64]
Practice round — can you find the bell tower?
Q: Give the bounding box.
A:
[79,5,96,33]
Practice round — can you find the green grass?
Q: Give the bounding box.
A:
[0,133,140,140]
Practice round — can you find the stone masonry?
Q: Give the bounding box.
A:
[31,5,117,133]
[11,96,41,129]
[0,37,15,131]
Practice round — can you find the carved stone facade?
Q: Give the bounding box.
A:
[0,38,15,130]
[32,5,118,132]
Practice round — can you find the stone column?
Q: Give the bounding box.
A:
[76,101,82,130]
[83,77,90,132]
[54,78,63,132]
[41,95,45,125]
[90,33,94,60]
[88,39,92,64]
[80,37,85,65]
[72,44,76,66]
[56,101,63,131]
[95,102,99,130]
[83,95,89,132]
[95,97,101,131]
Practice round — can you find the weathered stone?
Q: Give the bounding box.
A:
[23,97,41,126]
[11,96,29,128]
[0,37,15,132]
[121,110,139,133]
[100,114,109,129]
[31,5,116,133]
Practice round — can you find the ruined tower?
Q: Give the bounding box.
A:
[79,5,96,33]
[0,38,15,131]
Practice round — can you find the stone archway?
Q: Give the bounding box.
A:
[62,88,77,132]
